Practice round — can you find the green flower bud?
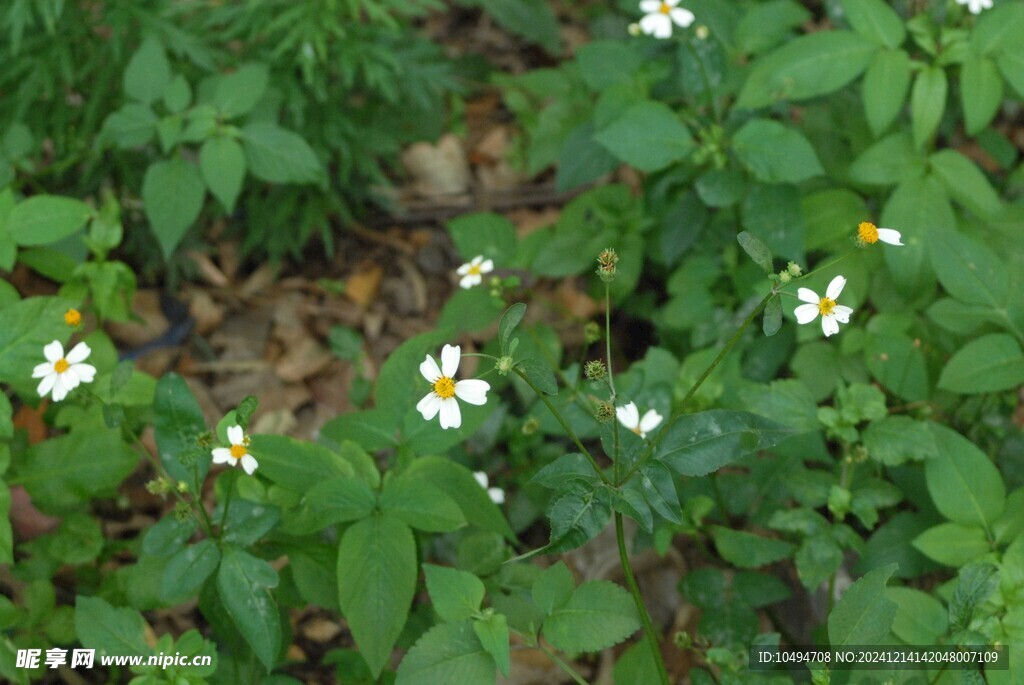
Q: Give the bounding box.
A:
[584,359,606,381]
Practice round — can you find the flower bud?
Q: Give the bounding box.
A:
[786,261,802,277]
[496,356,514,376]
[583,321,601,345]
[596,248,619,283]
[595,400,615,423]
[522,417,540,435]
[64,308,82,327]
[584,359,606,381]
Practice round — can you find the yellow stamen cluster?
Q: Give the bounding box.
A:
[230,444,248,460]
[433,376,456,399]
[659,2,671,13]
[818,297,836,316]
[54,358,70,373]
[467,264,482,276]
[64,308,82,327]
[858,222,879,244]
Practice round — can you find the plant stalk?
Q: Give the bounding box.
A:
[615,513,671,685]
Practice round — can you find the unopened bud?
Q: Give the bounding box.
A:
[145,478,172,497]
[496,356,514,376]
[596,248,619,283]
[583,321,601,345]
[173,502,192,522]
[595,400,615,423]
[778,270,792,284]
[584,359,606,381]
[786,261,802,277]
[522,417,540,435]
[64,308,82,327]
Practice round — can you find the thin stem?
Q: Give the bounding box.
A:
[604,282,622,484]
[513,367,610,485]
[615,513,670,685]
[536,642,592,685]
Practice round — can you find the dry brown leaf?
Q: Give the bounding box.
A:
[344,262,384,308]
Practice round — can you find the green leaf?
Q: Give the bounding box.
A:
[395,620,494,685]
[862,416,936,466]
[249,434,353,492]
[862,49,912,136]
[217,545,281,672]
[938,333,1024,394]
[242,123,323,184]
[518,357,557,395]
[381,471,466,533]
[654,410,791,477]
[576,40,642,91]
[542,581,640,653]
[163,74,192,113]
[929,228,1008,307]
[142,516,196,557]
[711,527,795,568]
[886,587,948,645]
[925,423,1005,527]
[320,409,397,453]
[961,53,1003,135]
[762,295,782,336]
[200,136,246,213]
[736,231,774,273]
[0,296,71,388]
[101,104,157,148]
[881,176,952,290]
[827,563,898,646]
[848,132,926,186]
[593,101,694,172]
[740,183,805,262]
[556,122,620,192]
[736,31,878,109]
[447,212,516,265]
[532,562,575,615]
[794,533,844,589]
[142,158,205,258]
[735,0,811,55]
[152,373,209,484]
[614,641,662,685]
[213,64,268,118]
[926,297,1003,335]
[301,477,376,530]
[338,515,416,678]
[910,66,947,150]
[473,614,510,677]
[542,489,611,555]
[694,168,746,208]
[124,37,171,105]
[970,2,1024,56]
[7,196,92,247]
[403,456,515,541]
[732,119,823,183]
[913,522,990,566]
[423,564,484,622]
[801,189,869,251]
[161,540,221,601]
[997,46,1024,99]
[498,303,526,356]
[840,0,905,48]
[929,149,1001,218]
[19,431,137,513]
[74,596,151,659]
[864,332,929,402]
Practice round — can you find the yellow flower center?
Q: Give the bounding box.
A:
[858,222,879,244]
[64,308,81,326]
[434,376,456,399]
[631,426,643,437]
[230,444,248,460]
[818,297,836,316]
[467,264,482,276]
[54,358,70,374]
[659,2,671,13]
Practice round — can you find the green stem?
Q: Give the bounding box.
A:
[536,642,592,685]
[604,282,622,484]
[513,367,610,485]
[616,513,670,685]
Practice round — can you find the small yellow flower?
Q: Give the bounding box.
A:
[857,222,903,246]
[64,308,82,327]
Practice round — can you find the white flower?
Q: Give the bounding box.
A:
[616,402,663,439]
[456,256,494,289]
[212,425,259,475]
[639,0,695,39]
[474,471,505,504]
[956,0,992,14]
[794,275,854,338]
[416,344,490,430]
[32,340,97,402]
[857,222,903,246]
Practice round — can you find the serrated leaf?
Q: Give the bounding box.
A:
[542,581,640,653]
[711,527,795,568]
[216,545,281,672]
[654,410,791,477]
[862,416,936,465]
[249,434,353,491]
[200,136,246,213]
[423,564,485,622]
[74,596,151,659]
[381,472,466,533]
[532,562,575,615]
[339,515,417,678]
[828,563,898,646]
[542,490,611,555]
[531,453,601,490]
[301,477,376,530]
[395,620,494,685]
[142,158,205,258]
[473,614,510,677]
[517,357,557,395]
[593,101,694,172]
[161,540,221,601]
[403,456,515,541]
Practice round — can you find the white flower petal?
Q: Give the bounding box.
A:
[32,362,54,378]
[73,363,97,384]
[459,273,481,289]
[440,344,461,378]
[479,259,494,273]
[438,398,461,430]
[797,288,820,304]
[616,402,640,430]
[227,425,245,445]
[488,487,505,505]
[241,454,259,475]
[832,305,854,323]
[454,379,489,405]
[821,315,840,337]
[65,342,91,364]
[639,13,671,38]
[456,263,472,276]
[212,447,234,464]
[825,275,847,300]
[44,340,64,364]
[474,471,489,489]
[876,228,903,246]
[794,303,820,325]
[639,0,662,12]
[670,7,695,27]
[420,355,442,382]
[61,367,80,389]
[417,392,441,421]
[639,409,664,433]
[51,376,69,402]
[37,373,57,398]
